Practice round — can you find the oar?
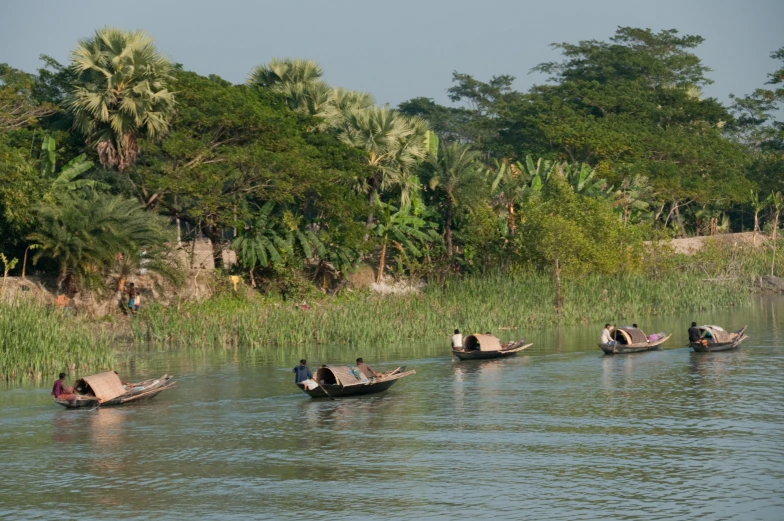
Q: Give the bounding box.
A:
[317,381,335,401]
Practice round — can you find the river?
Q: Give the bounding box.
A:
[1,296,783,520]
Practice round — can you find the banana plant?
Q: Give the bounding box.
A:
[40,135,108,194]
[371,196,440,283]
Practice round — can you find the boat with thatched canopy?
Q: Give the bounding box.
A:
[296,365,415,398]
[690,325,748,352]
[452,334,533,360]
[54,371,175,409]
[599,326,670,355]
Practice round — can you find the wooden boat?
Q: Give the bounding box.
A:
[599,326,671,355]
[690,325,748,352]
[452,333,533,360]
[296,365,415,398]
[54,371,175,409]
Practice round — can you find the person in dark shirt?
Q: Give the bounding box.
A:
[293,359,312,383]
[52,372,66,398]
[356,357,379,379]
[688,322,702,342]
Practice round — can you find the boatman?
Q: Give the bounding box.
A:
[356,358,380,379]
[51,372,67,398]
[451,329,463,350]
[293,359,312,383]
[600,324,616,345]
[688,322,701,342]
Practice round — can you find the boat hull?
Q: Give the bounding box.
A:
[296,368,415,399]
[599,334,671,355]
[54,375,175,409]
[452,341,533,361]
[691,328,748,352]
[297,378,400,398]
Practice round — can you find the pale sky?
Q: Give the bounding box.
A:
[1,0,782,107]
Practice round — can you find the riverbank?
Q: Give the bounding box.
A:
[3,238,782,381]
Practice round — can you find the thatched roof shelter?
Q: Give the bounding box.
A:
[464,334,503,352]
[612,327,648,345]
[75,371,126,403]
[697,325,732,343]
[313,365,365,386]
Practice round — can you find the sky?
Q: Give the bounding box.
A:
[1,0,782,108]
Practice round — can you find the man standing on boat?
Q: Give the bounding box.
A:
[600,324,616,345]
[688,322,701,342]
[356,358,380,379]
[451,329,463,350]
[293,359,312,383]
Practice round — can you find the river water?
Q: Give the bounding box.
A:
[1,296,783,520]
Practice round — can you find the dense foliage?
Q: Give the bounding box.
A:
[1,26,782,305]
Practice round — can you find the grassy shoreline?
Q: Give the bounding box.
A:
[129,271,751,350]
[0,263,764,382]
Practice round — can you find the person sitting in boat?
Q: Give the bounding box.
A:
[51,372,75,399]
[356,358,380,379]
[293,359,312,383]
[600,324,616,345]
[451,329,463,350]
[688,322,701,342]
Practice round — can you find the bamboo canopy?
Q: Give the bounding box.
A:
[612,327,648,344]
[698,325,732,343]
[464,334,503,352]
[77,371,126,403]
[314,365,365,386]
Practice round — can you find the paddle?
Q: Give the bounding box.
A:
[316,381,335,401]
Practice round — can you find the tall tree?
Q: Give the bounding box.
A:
[336,106,428,223]
[65,27,175,172]
[426,142,483,257]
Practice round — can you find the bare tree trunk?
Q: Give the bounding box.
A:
[673,200,686,237]
[654,201,666,224]
[773,209,779,241]
[365,177,380,230]
[554,259,563,315]
[445,197,454,257]
[376,240,387,284]
[21,247,29,280]
[508,204,516,236]
[753,211,759,245]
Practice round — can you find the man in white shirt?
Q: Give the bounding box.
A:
[600,324,615,345]
[451,329,463,350]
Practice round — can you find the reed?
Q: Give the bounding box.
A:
[0,300,117,382]
[129,270,751,350]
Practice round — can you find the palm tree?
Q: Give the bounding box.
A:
[248,58,324,89]
[231,202,286,287]
[247,58,332,121]
[65,27,175,172]
[28,192,176,292]
[337,107,428,224]
[427,142,482,257]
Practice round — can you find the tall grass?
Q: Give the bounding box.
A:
[0,300,117,382]
[130,270,751,350]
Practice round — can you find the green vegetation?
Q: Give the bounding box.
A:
[129,270,751,350]
[0,300,116,381]
[1,26,783,381]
